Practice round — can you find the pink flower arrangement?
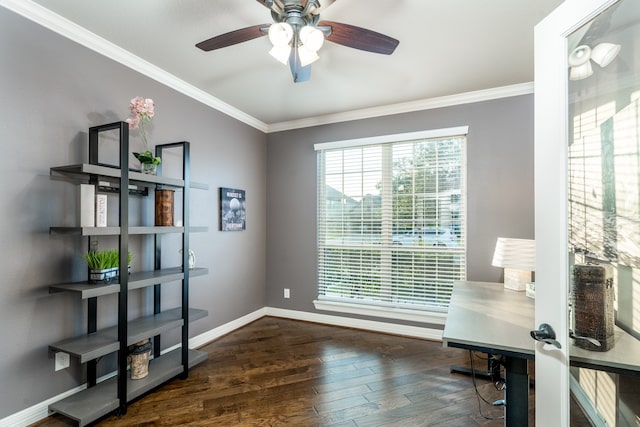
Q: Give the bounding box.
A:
[126,96,161,167]
[126,96,155,151]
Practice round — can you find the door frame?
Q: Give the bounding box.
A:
[534,0,620,425]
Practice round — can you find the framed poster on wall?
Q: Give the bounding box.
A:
[219,187,246,231]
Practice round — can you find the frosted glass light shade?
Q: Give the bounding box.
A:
[568,45,591,67]
[269,45,291,65]
[299,26,324,52]
[298,46,319,66]
[570,61,593,80]
[268,23,293,47]
[567,43,620,81]
[591,43,621,67]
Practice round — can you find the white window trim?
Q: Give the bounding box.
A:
[314,126,469,151]
[315,126,469,321]
[313,299,448,325]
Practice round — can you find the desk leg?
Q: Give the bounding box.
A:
[505,357,529,427]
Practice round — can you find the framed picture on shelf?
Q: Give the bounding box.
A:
[219,187,246,231]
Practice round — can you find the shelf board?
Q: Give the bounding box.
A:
[130,226,184,234]
[186,267,209,278]
[49,307,208,363]
[49,267,209,298]
[51,164,207,190]
[129,170,184,188]
[51,164,185,188]
[48,347,207,427]
[127,268,183,292]
[50,226,121,236]
[49,333,119,364]
[49,226,208,236]
[49,282,120,298]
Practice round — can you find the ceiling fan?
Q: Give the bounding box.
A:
[195,0,399,83]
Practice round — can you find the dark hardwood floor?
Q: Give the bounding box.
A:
[32,317,592,426]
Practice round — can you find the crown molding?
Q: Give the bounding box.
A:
[2,1,533,135]
[0,0,269,133]
[266,82,535,133]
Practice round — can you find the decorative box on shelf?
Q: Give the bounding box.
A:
[571,263,615,352]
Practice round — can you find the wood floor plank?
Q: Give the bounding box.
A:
[30,316,595,427]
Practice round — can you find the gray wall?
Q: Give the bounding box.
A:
[0,5,535,420]
[266,95,535,318]
[0,9,266,418]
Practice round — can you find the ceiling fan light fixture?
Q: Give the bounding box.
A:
[298,46,319,67]
[591,42,621,68]
[570,61,594,81]
[196,1,400,83]
[268,22,293,47]
[299,25,324,52]
[568,45,592,67]
[269,45,291,65]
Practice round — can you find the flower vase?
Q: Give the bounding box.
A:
[142,163,157,175]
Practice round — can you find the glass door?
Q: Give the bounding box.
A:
[536,0,640,425]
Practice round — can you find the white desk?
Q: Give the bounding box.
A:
[442,281,535,427]
[443,280,640,427]
[571,325,640,374]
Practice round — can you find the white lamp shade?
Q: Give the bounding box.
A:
[298,46,319,67]
[591,43,621,67]
[570,61,593,80]
[492,237,536,271]
[268,22,293,47]
[269,45,291,65]
[299,26,324,52]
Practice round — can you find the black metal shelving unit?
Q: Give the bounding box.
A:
[46,122,209,426]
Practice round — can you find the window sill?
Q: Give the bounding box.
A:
[313,299,447,325]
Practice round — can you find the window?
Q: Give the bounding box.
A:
[315,128,467,321]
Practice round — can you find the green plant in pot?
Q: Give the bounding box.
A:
[84,250,133,284]
[133,150,161,174]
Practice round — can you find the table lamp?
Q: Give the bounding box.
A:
[492,237,536,291]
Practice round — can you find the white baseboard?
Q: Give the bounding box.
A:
[189,308,268,349]
[0,306,441,426]
[0,383,84,427]
[264,307,444,341]
[0,308,267,427]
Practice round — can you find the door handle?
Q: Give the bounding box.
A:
[569,330,601,347]
[530,323,562,349]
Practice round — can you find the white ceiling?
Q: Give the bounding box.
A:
[28,0,564,128]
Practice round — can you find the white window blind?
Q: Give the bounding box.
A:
[316,130,467,313]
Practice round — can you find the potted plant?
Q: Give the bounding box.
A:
[83,250,133,284]
[133,150,161,174]
[126,96,161,174]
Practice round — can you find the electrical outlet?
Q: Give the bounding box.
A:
[284,288,290,299]
[55,352,70,371]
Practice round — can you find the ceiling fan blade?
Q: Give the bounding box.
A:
[195,24,269,51]
[318,20,399,55]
